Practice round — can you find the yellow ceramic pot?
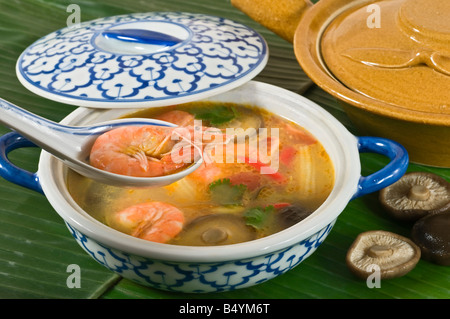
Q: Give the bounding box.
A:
[232,0,450,167]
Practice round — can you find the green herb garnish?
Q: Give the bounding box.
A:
[192,105,238,125]
[209,178,247,205]
[244,206,275,230]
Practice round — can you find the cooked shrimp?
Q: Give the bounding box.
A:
[188,161,227,185]
[89,125,231,177]
[111,202,184,243]
[155,110,194,126]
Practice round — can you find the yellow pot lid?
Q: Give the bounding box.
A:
[321,0,450,118]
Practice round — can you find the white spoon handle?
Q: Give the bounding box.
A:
[0,98,82,159]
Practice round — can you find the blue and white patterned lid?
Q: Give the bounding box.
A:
[16,12,268,108]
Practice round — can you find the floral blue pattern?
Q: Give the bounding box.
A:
[66,221,335,293]
[17,12,267,107]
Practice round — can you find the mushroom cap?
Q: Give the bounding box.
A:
[216,106,263,130]
[411,211,450,266]
[170,213,256,246]
[346,230,421,280]
[277,204,312,228]
[215,106,263,141]
[379,172,450,221]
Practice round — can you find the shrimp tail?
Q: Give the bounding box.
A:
[132,149,150,172]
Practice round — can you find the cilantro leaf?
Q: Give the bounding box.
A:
[244,206,275,230]
[209,178,247,205]
[192,105,238,125]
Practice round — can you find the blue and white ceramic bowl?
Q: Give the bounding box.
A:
[0,81,408,293]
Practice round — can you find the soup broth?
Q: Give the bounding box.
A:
[67,101,335,246]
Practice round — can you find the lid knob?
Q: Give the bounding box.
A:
[398,0,450,51]
[94,23,188,55]
[103,29,182,44]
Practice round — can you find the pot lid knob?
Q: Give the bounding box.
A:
[97,28,185,55]
[398,0,450,51]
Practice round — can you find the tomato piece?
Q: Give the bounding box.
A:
[242,156,285,182]
[280,147,296,166]
[229,172,261,191]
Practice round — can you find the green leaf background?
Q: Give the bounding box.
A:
[0,0,448,299]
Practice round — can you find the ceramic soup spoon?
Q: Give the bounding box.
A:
[0,98,203,187]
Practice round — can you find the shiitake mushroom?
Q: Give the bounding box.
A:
[346,230,421,280]
[215,106,263,141]
[379,172,450,222]
[411,211,450,266]
[171,213,256,246]
[277,204,312,228]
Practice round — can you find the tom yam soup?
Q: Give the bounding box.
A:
[67,101,335,246]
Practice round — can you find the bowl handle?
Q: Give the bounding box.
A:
[0,132,43,194]
[352,136,408,200]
